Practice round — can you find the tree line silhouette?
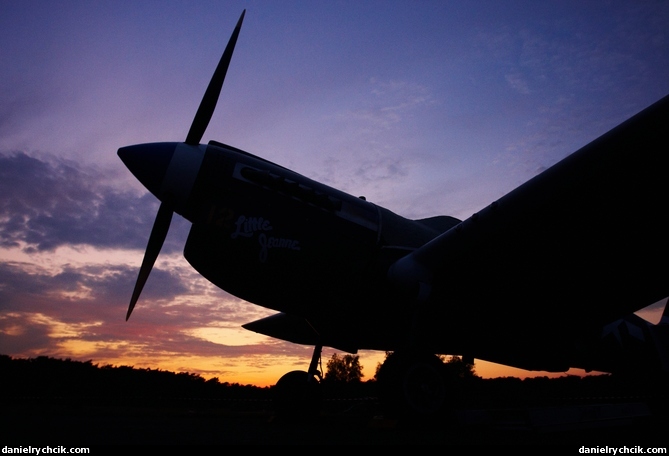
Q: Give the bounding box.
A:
[0,354,268,403]
[2,353,658,407]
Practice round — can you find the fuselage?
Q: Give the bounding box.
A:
[120,140,455,351]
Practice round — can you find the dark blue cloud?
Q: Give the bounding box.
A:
[0,261,189,316]
[0,315,52,354]
[0,151,188,254]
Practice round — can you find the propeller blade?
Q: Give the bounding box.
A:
[126,201,174,321]
[185,10,246,145]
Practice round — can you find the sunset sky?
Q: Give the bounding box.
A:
[1,1,669,386]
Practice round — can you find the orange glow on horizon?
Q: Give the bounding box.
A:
[46,351,599,388]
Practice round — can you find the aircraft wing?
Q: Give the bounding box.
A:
[389,94,669,371]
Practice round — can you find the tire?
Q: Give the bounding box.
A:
[273,370,322,417]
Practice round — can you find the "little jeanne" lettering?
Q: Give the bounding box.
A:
[230,215,272,239]
[258,233,301,262]
[230,215,301,262]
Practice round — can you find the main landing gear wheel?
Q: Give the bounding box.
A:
[273,370,322,417]
[377,352,447,417]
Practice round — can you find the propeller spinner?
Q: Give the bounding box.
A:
[120,10,246,321]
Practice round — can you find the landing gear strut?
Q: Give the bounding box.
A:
[273,344,323,416]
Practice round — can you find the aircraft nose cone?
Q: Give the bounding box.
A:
[118,143,176,198]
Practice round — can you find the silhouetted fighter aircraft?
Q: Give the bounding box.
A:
[119,11,669,413]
